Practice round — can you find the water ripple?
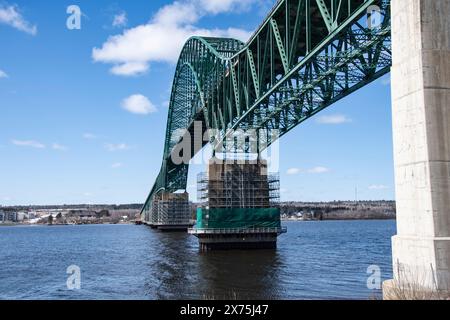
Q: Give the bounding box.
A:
[0,220,396,300]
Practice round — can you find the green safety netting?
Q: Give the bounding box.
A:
[196,208,281,229]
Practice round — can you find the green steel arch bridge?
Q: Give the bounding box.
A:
[141,0,392,221]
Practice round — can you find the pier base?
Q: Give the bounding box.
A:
[156,224,193,232]
[189,227,287,251]
[385,0,450,297]
[145,223,193,231]
[197,233,278,251]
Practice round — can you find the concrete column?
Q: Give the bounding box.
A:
[384,0,450,298]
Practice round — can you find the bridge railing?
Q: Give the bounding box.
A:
[188,226,288,235]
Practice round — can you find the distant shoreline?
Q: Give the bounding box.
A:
[0,222,135,227]
[0,219,397,229]
[281,217,396,222]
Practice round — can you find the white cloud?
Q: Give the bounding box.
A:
[287,166,330,175]
[121,94,157,114]
[111,61,148,76]
[111,162,123,169]
[368,184,389,190]
[92,0,254,76]
[307,167,330,174]
[105,143,130,151]
[52,143,68,151]
[83,133,98,140]
[12,139,45,149]
[0,69,8,78]
[199,0,256,14]
[287,168,301,175]
[112,12,127,28]
[316,114,352,125]
[0,4,37,35]
[83,192,93,197]
[154,1,199,25]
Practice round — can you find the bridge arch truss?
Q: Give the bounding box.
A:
[141,0,392,220]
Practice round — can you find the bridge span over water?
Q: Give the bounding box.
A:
[141,0,391,216]
[139,0,450,297]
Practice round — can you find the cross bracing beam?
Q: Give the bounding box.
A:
[140,0,392,220]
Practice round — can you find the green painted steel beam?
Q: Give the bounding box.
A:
[270,18,289,74]
[246,49,260,99]
[315,0,335,32]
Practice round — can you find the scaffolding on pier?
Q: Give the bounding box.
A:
[151,192,191,226]
[195,158,281,230]
[197,158,280,209]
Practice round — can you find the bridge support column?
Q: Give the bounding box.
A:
[384,0,450,299]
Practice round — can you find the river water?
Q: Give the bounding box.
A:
[0,220,396,300]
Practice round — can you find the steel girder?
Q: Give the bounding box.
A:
[141,0,392,220]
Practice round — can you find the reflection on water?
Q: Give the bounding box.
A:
[196,250,284,299]
[146,232,283,299]
[0,220,396,300]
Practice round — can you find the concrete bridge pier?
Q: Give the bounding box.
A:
[384,0,450,299]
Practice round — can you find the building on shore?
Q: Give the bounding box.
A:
[0,210,18,223]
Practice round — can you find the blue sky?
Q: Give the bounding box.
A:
[0,0,394,206]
